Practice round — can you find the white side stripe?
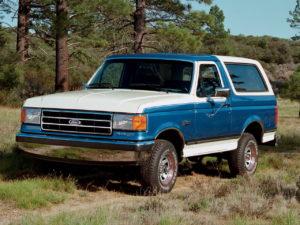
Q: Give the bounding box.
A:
[183,131,276,158]
[262,132,276,143]
[183,138,239,157]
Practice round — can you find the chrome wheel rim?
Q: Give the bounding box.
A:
[159,151,175,186]
[244,140,257,171]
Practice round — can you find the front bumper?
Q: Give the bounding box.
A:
[16,133,154,165]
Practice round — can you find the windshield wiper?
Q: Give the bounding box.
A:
[128,83,165,91]
[86,83,117,89]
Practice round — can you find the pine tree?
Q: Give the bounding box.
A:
[155,10,213,52]
[130,0,212,53]
[30,0,69,91]
[284,66,300,117]
[16,0,31,61]
[55,0,68,91]
[0,0,31,61]
[288,0,300,40]
[26,0,69,91]
[133,0,145,53]
[0,0,14,21]
[30,0,132,91]
[203,5,230,54]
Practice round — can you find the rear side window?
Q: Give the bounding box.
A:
[226,64,268,92]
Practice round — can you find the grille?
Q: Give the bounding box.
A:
[41,110,112,135]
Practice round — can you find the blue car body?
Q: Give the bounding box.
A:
[16,54,277,164]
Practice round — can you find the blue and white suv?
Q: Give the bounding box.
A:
[16,54,277,193]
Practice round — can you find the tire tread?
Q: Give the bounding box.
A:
[140,139,177,193]
[228,133,258,176]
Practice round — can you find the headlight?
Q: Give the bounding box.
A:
[113,114,147,131]
[21,108,41,124]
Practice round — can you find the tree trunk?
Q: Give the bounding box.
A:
[16,0,30,61]
[133,0,145,54]
[55,0,69,92]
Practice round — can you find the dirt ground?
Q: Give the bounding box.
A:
[0,161,232,225]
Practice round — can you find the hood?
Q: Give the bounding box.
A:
[23,89,195,113]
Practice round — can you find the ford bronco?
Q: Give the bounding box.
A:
[16,54,277,193]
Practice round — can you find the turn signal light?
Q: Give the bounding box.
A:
[132,115,147,130]
[21,109,26,123]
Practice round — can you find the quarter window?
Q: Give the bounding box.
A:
[197,64,222,97]
[226,64,268,92]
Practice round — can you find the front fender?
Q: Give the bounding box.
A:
[153,122,184,140]
[146,108,195,141]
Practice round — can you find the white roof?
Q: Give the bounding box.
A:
[215,55,259,64]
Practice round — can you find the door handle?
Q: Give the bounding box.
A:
[207,103,230,118]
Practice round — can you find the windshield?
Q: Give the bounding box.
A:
[87,59,194,93]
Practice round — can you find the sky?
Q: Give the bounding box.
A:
[193,0,297,39]
[1,0,298,39]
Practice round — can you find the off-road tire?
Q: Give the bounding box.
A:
[228,133,258,176]
[140,140,178,194]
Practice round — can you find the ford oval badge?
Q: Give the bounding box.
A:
[69,119,81,125]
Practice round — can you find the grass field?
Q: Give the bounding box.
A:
[0,99,299,225]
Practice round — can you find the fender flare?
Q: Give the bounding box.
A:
[241,119,264,143]
[155,127,185,143]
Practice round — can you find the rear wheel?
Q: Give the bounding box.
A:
[140,140,178,194]
[228,133,258,176]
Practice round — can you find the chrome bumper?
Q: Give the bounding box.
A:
[16,133,154,165]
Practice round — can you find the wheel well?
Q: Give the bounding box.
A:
[243,122,263,144]
[156,129,184,159]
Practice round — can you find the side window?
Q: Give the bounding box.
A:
[226,64,268,92]
[100,63,124,87]
[197,64,222,97]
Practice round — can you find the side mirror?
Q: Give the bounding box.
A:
[215,88,230,98]
[82,82,87,89]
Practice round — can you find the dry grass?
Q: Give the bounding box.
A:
[0,107,19,153]
[1,99,300,225]
[13,175,300,225]
[0,177,75,209]
[0,108,77,210]
[276,99,300,149]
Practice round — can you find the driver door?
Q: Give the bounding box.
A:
[194,62,232,141]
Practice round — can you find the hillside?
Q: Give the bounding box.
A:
[227,35,300,82]
[0,27,299,106]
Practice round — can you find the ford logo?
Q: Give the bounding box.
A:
[68,119,81,125]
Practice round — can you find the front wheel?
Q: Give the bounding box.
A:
[140,140,178,194]
[228,133,258,176]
